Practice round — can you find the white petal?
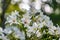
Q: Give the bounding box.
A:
[19,3,30,10]
[44,4,53,14]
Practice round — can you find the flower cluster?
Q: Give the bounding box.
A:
[0,27,25,40]
[0,0,60,40]
[2,10,60,40]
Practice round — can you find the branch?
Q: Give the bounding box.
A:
[1,0,11,29]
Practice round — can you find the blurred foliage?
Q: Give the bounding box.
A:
[44,0,60,26]
[6,4,20,13]
[49,14,60,26]
[40,33,59,40]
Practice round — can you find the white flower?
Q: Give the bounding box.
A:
[6,16,18,25]
[22,0,29,4]
[27,32,31,37]
[27,27,36,33]
[45,21,53,27]
[48,26,57,35]
[3,27,25,40]
[48,28,55,35]
[38,23,44,28]
[6,15,18,25]
[51,26,57,30]
[44,4,53,14]
[59,38,60,40]
[26,22,42,37]
[41,15,54,27]
[12,27,25,40]
[11,10,19,16]
[26,27,36,37]
[21,13,31,26]
[34,0,42,10]
[43,15,50,21]
[2,36,9,40]
[11,0,20,4]
[14,31,25,40]
[43,30,46,34]
[0,34,9,40]
[0,27,3,33]
[56,27,60,34]
[3,27,12,34]
[36,30,42,37]
[33,22,38,28]
[37,17,43,22]
[27,22,38,33]
[5,10,19,25]
[42,0,47,2]
[19,3,30,11]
